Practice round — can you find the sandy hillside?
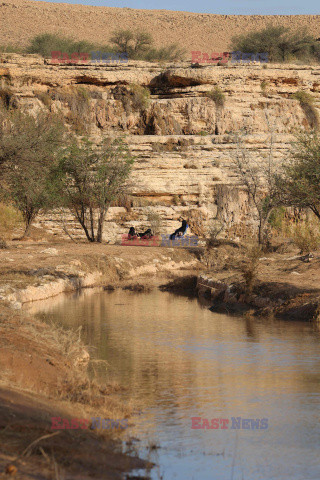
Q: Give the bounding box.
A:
[0,0,320,55]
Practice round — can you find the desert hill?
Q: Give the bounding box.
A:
[1,0,320,55]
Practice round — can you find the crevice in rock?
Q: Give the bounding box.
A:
[75,76,128,86]
[149,71,205,94]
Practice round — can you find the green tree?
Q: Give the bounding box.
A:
[278,132,320,220]
[110,29,152,58]
[59,137,134,243]
[0,110,65,236]
[110,29,185,61]
[26,33,98,58]
[232,115,281,246]
[110,30,134,54]
[27,33,72,57]
[231,25,317,63]
[132,31,153,56]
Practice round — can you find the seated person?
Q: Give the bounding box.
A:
[170,220,188,240]
[138,228,153,239]
[128,226,138,239]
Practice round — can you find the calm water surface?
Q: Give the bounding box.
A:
[30,289,320,480]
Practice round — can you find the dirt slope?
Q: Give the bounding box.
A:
[1,0,320,55]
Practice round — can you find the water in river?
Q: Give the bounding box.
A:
[31,289,320,480]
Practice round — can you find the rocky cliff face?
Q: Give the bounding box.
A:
[1,53,319,241]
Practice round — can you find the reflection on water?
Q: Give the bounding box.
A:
[31,289,320,480]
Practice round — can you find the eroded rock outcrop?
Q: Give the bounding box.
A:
[1,54,319,240]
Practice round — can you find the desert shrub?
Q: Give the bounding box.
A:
[240,245,262,295]
[27,34,96,58]
[288,220,320,253]
[34,91,52,108]
[26,33,118,61]
[277,131,320,220]
[311,42,320,63]
[206,220,226,248]
[201,220,225,269]
[27,34,74,57]
[0,44,22,54]
[147,209,162,235]
[206,87,225,107]
[110,29,152,58]
[231,25,318,63]
[201,247,217,270]
[0,203,23,239]
[232,125,281,246]
[292,90,319,130]
[268,206,286,231]
[292,90,314,104]
[110,29,185,61]
[121,84,150,113]
[0,111,65,236]
[76,86,90,102]
[143,44,186,62]
[130,84,150,110]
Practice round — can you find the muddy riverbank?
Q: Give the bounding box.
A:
[1,238,320,478]
[197,248,320,322]
[0,240,200,478]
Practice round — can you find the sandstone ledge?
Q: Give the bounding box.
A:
[0,242,200,307]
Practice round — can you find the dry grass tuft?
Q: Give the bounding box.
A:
[206,86,226,107]
[292,90,319,130]
[288,220,320,253]
[0,203,23,240]
[240,245,262,295]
